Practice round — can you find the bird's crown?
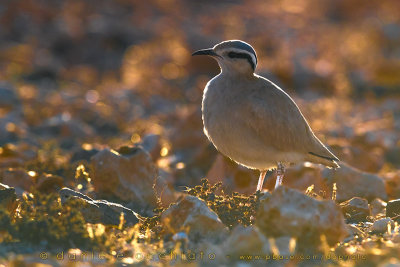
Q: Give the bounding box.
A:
[214,40,257,70]
[214,40,257,60]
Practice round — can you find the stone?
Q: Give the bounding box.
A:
[140,134,162,160]
[0,111,26,145]
[168,108,217,186]
[387,199,400,218]
[70,146,100,163]
[259,191,272,201]
[191,242,224,265]
[91,146,158,215]
[256,186,348,247]
[0,183,18,214]
[0,83,20,109]
[33,114,94,139]
[35,174,64,193]
[222,225,271,257]
[392,233,400,243]
[206,154,258,194]
[346,224,365,240]
[371,198,386,217]
[385,147,400,168]
[340,197,370,222]
[161,195,228,243]
[0,168,34,192]
[153,175,177,208]
[59,187,139,226]
[274,236,293,257]
[322,162,387,202]
[384,171,400,199]
[281,163,329,195]
[371,218,394,233]
[0,143,36,169]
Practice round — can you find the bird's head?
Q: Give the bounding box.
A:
[192,40,257,76]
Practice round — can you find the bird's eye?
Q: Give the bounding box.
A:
[228,52,236,58]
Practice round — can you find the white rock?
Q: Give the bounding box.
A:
[161,195,228,243]
[371,218,394,233]
[222,225,271,257]
[91,146,158,215]
[322,162,387,202]
[256,186,348,246]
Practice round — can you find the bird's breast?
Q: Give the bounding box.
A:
[202,79,232,142]
[202,78,255,162]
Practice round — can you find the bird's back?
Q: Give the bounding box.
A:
[251,75,338,165]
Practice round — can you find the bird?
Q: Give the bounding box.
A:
[192,40,339,191]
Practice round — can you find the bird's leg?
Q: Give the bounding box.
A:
[275,162,285,189]
[256,170,267,191]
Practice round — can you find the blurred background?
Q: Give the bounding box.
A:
[0,0,400,196]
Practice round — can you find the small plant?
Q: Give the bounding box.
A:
[0,191,105,253]
[187,178,261,228]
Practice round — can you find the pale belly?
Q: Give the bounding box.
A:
[204,123,304,170]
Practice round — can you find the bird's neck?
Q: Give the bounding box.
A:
[220,69,256,80]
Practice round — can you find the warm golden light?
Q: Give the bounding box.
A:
[160,147,169,157]
[131,133,141,144]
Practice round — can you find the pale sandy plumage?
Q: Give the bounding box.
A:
[193,40,339,191]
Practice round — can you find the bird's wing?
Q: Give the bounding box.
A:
[241,78,337,162]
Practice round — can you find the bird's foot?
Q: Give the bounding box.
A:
[274,162,285,189]
[256,170,267,191]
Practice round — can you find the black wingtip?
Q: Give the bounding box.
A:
[308,152,339,162]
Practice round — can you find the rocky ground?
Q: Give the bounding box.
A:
[1,0,400,266]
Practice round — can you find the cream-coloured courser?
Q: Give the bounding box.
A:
[192,40,339,191]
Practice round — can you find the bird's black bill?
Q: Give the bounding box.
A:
[192,48,219,57]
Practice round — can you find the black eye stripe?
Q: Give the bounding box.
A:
[227,51,249,59]
[227,52,255,70]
